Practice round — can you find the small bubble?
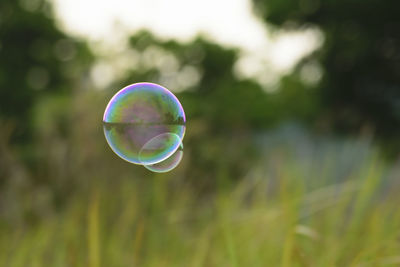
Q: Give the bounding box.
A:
[141,136,184,173]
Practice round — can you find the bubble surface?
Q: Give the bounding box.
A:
[140,133,184,173]
[103,82,185,165]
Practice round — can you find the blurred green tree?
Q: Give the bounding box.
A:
[253,0,400,148]
[0,0,93,144]
[123,31,319,131]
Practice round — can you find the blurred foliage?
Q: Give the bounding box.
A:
[2,151,400,266]
[1,0,400,265]
[0,0,93,144]
[117,31,320,130]
[253,0,400,153]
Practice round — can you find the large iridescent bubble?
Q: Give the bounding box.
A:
[103,82,185,170]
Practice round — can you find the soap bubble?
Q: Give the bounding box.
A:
[137,132,182,165]
[103,82,185,167]
[140,133,184,173]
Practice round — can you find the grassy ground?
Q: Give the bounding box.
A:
[1,151,399,267]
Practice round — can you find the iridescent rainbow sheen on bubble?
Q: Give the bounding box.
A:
[103,82,185,165]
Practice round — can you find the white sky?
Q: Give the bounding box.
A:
[51,0,323,89]
[52,0,268,48]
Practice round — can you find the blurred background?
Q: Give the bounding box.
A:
[1,0,400,265]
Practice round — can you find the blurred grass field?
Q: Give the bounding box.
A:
[1,120,400,266]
